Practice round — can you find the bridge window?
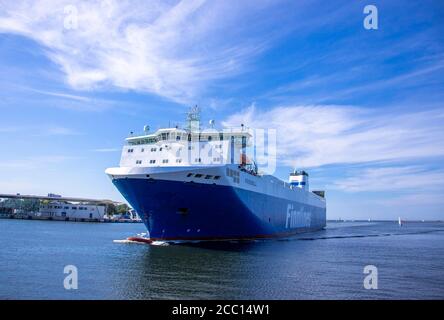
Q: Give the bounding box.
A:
[162,159,169,164]
[195,174,203,178]
[160,132,169,141]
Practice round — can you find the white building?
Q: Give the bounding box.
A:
[38,201,105,221]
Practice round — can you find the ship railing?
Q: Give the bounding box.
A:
[126,125,251,138]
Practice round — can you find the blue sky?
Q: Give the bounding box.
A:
[0,0,443,220]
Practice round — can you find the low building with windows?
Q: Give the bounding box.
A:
[0,193,115,222]
[38,201,105,221]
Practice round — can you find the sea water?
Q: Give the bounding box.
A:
[0,219,443,299]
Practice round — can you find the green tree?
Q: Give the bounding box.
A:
[116,203,130,214]
[106,203,116,215]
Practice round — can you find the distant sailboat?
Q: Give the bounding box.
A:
[398,217,403,227]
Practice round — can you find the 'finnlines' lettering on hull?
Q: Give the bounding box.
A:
[286,204,311,229]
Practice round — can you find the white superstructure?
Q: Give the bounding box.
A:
[289,170,309,190]
[120,128,250,168]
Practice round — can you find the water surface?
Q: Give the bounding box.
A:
[0,219,443,299]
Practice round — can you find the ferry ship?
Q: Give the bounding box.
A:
[106,107,326,240]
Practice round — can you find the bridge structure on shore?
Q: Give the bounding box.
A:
[0,193,120,205]
[0,193,130,222]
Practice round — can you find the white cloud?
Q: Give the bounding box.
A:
[30,89,92,102]
[0,0,270,103]
[0,155,78,169]
[333,166,444,192]
[379,193,444,207]
[223,104,444,168]
[92,148,120,153]
[0,125,81,136]
[40,126,82,136]
[0,126,20,133]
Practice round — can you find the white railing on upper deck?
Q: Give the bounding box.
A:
[125,126,252,146]
[127,126,250,137]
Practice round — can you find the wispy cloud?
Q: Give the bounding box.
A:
[92,148,120,153]
[333,166,444,192]
[379,193,444,207]
[0,125,81,136]
[0,155,79,169]
[38,126,82,136]
[0,0,274,103]
[315,60,444,103]
[30,89,92,102]
[0,126,20,133]
[259,51,444,107]
[223,104,444,168]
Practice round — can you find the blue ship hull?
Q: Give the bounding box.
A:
[112,178,326,240]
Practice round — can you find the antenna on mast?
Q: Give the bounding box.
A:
[187,105,201,121]
[187,105,201,132]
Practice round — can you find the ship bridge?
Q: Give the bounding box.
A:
[120,108,253,168]
[126,126,252,145]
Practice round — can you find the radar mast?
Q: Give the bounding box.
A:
[187,105,201,132]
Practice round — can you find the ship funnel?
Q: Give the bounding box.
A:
[289,170,309,190]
